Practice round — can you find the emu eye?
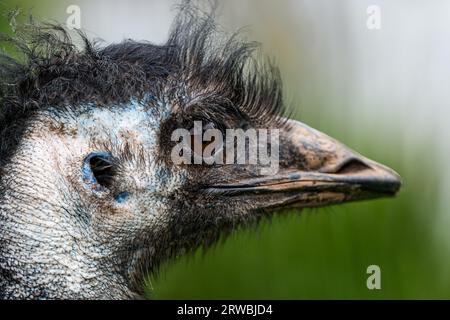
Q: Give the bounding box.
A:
[82,152,116,192]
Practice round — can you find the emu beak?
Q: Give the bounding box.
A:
[207,119,401,210]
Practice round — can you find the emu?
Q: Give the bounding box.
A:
[0,8,400,299]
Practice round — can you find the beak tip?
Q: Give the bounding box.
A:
[389,170,402,194]
[369,164,402,196]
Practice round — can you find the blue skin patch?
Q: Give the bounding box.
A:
[114,192,130,203]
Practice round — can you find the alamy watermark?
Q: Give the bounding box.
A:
[66,5,81,30]
[171,121,280,175]
[366,5,381,30]
[366,265,381,290]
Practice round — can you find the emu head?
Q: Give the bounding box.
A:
[0,10,400,299]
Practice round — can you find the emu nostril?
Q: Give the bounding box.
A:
[335,158,371,174]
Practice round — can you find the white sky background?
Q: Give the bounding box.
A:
[42,0,450,241]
